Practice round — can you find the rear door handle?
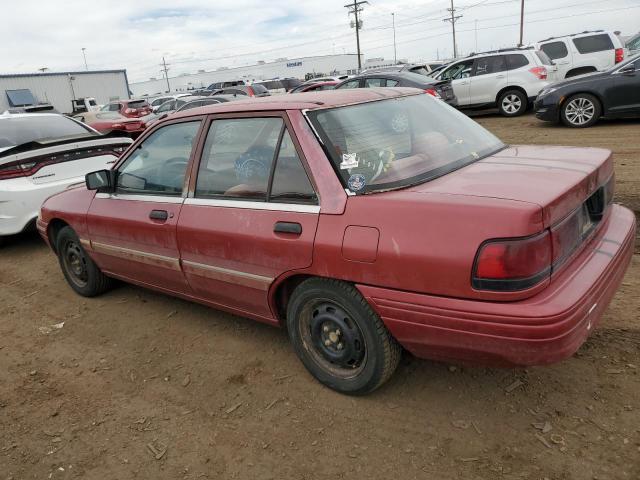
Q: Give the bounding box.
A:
[149,209,169,221]
[274,222,302,235]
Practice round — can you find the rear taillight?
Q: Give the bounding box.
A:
[615,48,624,63]
[472,231,552,291]
[425,89,442,99]
[529,66,548,80]
[0,160,51,180]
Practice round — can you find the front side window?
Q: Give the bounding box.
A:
[156,100,175,113]
[116,121,200,196]
[308,94,504,195]
[108,103,120,112]
[573,34,614,54]
[540,41,569,60]
[473,56,507,76]
[438,60,474,80]
[628,36,640,51]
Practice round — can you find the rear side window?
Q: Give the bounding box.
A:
[252,84,269,94]
[386,79,399,87]
[540,41,569,60]
[506,54,530,70]
[270,130,316,203]
[474,56,507,76]
[337,79,361,89]
[572,34,614,54]
[364,78,385,87]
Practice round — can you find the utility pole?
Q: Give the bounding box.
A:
[392,13,397,64]
[81,48,88,71]
[161,57,171,93]
[518,0,525,46]
[443,0,462,59]
[345,1,368,71]
[475,20,478,53]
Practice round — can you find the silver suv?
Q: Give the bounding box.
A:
[433,47,557,117]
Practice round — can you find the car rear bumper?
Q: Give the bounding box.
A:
[357,204,635,367]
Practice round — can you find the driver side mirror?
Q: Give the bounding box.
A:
[85,169,115,192]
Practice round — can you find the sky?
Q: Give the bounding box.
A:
[0,0,638,82]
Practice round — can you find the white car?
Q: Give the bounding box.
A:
[432,47,557,117]
[0,113,132,244]
[535,30,626,79]
[149,94,191,112]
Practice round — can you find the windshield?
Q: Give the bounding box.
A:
[307,94,504,194]
[0,115,93,149]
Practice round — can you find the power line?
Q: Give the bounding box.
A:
[443,0,463,58]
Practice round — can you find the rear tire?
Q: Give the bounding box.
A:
[286,278,401,395]
[560,94,601,128]
[498,89,527,117]
[56,226,113,297]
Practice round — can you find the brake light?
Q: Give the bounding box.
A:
[424,89,442,99]
[615,48,624,63]
[124,108,134,114]
[529,66,548,80]
[473,231,552,291]
[0,160,51,180]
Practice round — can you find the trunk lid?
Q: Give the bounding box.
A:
[408,145,614,227]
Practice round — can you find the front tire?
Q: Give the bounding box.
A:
[286,278,401,395]
[56,226,113,297]
[498,89,527,117]
[560,94,601,128]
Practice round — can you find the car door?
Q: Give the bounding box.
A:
[608,58,640,115]
[435,60,473,105]
[468,55,508,105]
[86,118,203,293]
[178,113,320,321]
[539,41,571,79]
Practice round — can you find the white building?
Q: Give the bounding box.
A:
[0,70,130,114]
[130,54,362,97]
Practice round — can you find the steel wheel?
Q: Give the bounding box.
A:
[61,239,89,288]
[564,97,596,126]
[298,299,367,379]
[502,94,523,114]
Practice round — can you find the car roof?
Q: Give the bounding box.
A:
[0,112,65,120]
[170,87,422,119]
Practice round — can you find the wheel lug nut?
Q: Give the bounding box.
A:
[324,339,331,347]
[323,325,329,332]
[337,343,343,350]
[336,329,341,336]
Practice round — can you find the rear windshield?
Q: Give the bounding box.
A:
[128,100,149,108]
[308,94,504,194]
[408,66,430,76]
[0,115,93,149]
[573,34,614,54]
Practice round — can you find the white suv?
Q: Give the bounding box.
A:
[433,48,556,117]
[535,30,625,79]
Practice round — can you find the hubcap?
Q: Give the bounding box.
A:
[62,240,89,287]
[502,94,522,114]
[299,300,367,378]
[565,98,595,125]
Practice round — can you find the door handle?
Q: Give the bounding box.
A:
[274,222,302,235]
[149,209,169,221]
[496,74,506,79]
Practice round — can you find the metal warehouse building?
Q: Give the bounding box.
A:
[129,54,362,97]
[0,70,130,114]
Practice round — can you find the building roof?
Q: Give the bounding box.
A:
[171,87,422,118]
[0,70,127,79]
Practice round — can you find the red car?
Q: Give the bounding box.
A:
[75,112,146,138]
[38,89,635,395]
[101,99,152,118]
[289,81,338,93]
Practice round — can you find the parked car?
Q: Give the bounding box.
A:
[334,72,457,106]
[289,81,338,93]
[255,80,287,95]
[149,94,191,112]
[534,30,626,79]
[279,78,303,91]
[207,80,246,90]
[74,111,146,138]
[101,99,152,118]
[432,47,556,116]
[304,75,350,83]
[534,54,640,128]
[364,62,445,76]
[176,95,238,112]
[626,32,640,55]
[71,97,99,115]
[213,85,270,97]
[0,113,131,245]
[38,89,634,394]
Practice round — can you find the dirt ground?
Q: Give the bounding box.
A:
[1,113,639,480]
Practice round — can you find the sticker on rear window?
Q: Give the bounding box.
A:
[340,153,359,170]
[348,174,366,192]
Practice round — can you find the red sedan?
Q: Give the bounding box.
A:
[101,99,152,118]
[38,89,635,395]
[75,111,146,138]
